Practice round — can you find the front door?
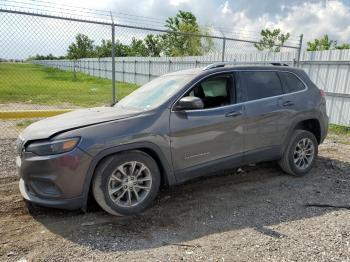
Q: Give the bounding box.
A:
[169,73,245,175]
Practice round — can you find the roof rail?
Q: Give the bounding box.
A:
[202,62,234,71]
[270,63,289,66]
[202,62,289,71]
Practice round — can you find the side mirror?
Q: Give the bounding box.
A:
[174,96,204,111]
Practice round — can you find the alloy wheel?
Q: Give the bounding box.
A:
[107,161,152,207]
[293,138,315,170]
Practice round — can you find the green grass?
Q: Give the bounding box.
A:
[329,124,350,145]
[16,120,35,127]
[0,63,138,107]
[329,124,350,136]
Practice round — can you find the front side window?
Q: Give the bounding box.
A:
[116,74,194,110]
[278,72,306,93]
[186,74,233,109]
[237,71,283,102]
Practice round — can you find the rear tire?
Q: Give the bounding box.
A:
[92,151,160,216]
[279,130,318,177]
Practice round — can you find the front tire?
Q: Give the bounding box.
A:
[279,130,318,176]
[92,151,160,216]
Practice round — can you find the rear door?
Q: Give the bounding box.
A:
[277,71,308,140]
[235,70,287,159]
[170,73,245,173]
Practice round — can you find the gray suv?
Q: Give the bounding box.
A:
[16,63,329,216]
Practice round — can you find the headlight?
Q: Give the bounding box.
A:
[26,137,80,156]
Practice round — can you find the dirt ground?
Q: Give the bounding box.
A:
[1,133,350,262]
[0,103,79,111]
[0,103,82,139]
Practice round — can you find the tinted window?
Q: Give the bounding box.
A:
[238,71,283,102]
[186,75,233,109]
[279,72,305,93]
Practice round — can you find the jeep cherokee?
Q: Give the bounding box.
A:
[16,63,329,216]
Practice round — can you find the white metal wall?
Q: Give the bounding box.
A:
[34,51,298,86]
[35,49,350,126]
[300,50,350,126]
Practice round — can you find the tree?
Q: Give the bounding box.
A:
[307,35,350,51]
[115,41,131,57]
[27,53,65,61]
[67,34,95,59]
[67,34,95,79]
[254,29,290,52]
[128,38,149,56]
[335,43,350,50]
[144,34,163,56]
[307,34,336,51]
[95,39,112,58]
[162,10,213,56]
[95,39,132,57]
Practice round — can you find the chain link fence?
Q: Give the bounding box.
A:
[0,5,302,138]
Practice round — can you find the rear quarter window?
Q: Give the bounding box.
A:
[278,72,306,93]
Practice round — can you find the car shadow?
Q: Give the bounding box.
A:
[30,155,350,252]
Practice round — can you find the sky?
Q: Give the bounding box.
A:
[60,0,350,43]
[1,0,350,58]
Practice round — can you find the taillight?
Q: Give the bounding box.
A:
[320,90,326,98]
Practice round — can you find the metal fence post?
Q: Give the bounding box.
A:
[98,58,101,78]
[222,37,226,62]
[111,13,116,104]
[92,59,94,76]
[134,59,137,84]
[296,34,304,68]
[122,60,125,82]
[148,60,151,81]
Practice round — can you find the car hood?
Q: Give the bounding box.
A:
[20,106,142,142]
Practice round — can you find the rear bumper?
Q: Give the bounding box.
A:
[19,178,84,210]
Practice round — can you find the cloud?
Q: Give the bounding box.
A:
[104,0,350,44]
[2,0,350,58]
[169,0,190,6]
[278,1,350,43]
[221,1,232,15]
[207,0,350,45]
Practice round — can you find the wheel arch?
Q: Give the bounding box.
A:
[81,142,175,210]
[281,116,323,155]
[294,118,321,144]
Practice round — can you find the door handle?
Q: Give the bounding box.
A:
[225,111,242,117]
[282,101,294,107]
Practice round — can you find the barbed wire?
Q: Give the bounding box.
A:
[0,0,301,47]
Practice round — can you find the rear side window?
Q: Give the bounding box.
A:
[279,72,306,93]
[237,71,283,102]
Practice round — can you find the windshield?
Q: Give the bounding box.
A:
[116,75,194,110]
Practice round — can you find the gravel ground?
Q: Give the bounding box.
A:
[0,103,80,111]
[0,134,350,261]
[0,103,81,139]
